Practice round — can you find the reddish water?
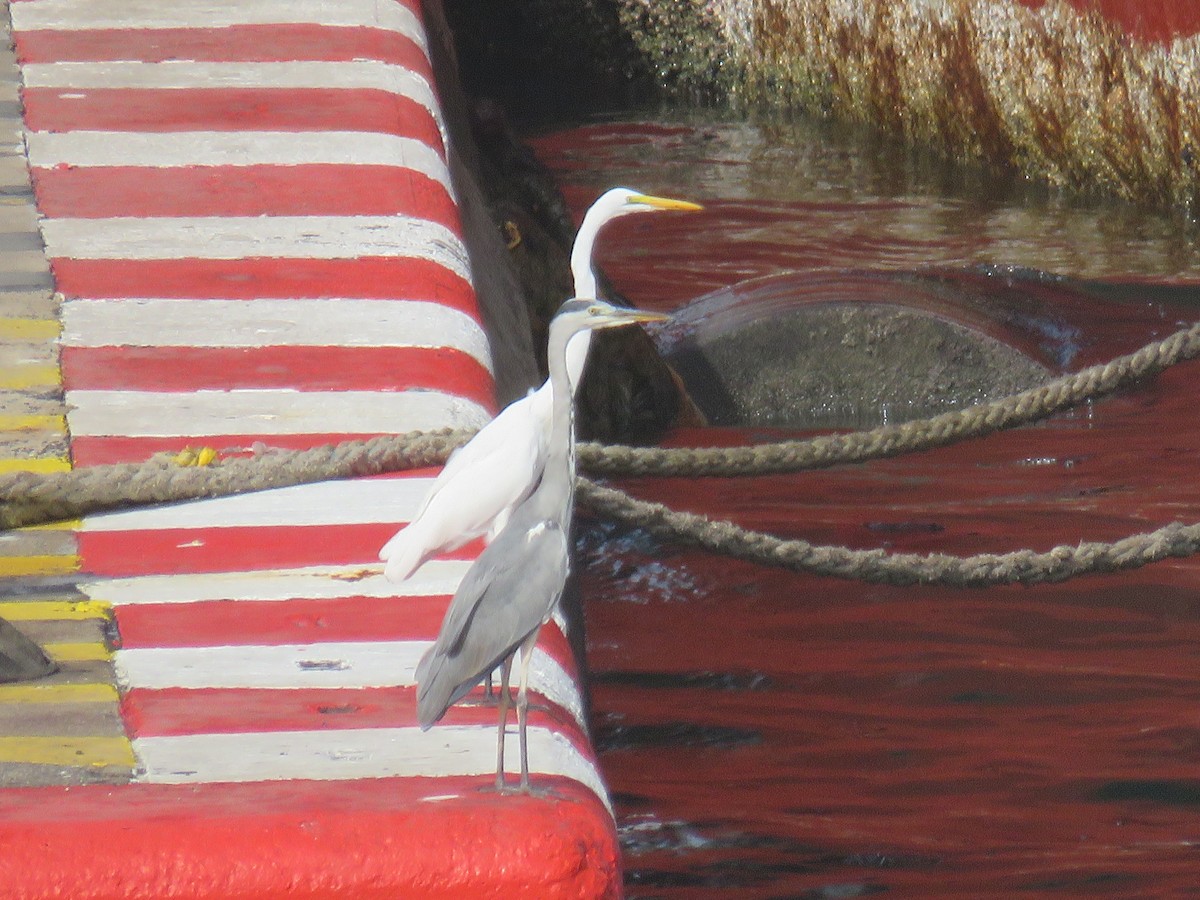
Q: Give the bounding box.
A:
[527,117,1200,897]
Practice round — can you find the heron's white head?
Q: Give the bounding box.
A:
[553,297,670,343]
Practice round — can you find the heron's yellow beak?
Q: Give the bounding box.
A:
[628,193,704,212]
[617,309,671,325]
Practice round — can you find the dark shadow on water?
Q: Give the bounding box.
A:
[591,669,773,691]
[596,721,762,752]
[1092,779,1200,807]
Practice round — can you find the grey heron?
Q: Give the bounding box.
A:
[415,297,670,791]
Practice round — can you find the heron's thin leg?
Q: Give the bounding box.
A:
[495,655,513,791]
[516,629,541,793]
[484,669,494,700]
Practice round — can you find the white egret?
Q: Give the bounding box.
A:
[379,188,701,582]
[416,298,670,791]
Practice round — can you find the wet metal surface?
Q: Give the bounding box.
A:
[530,116,1200,896]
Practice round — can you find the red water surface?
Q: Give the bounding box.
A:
[530,119,1200,897]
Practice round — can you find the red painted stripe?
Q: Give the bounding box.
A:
[24,88,442,148]
[117,595,453,647]
[121,686,590,745]
[113,597,578,680]
[62,345,492,397]
[71,433,458,467]
[33,164,456,220]
[14,25,431,74]
[0,775,603,824]
[51,258,477,312]
[0,780,620,900]
[78,524,463,576]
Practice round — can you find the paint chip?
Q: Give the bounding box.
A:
[297,659,350,671]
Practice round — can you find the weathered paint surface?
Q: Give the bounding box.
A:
[1,0,620,896]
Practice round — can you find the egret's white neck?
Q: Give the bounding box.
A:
[565,198,625,399]
[529,328,589,423]
[569,209,605,301]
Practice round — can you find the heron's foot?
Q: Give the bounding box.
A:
[478,697,547,712]
[458,692,504,709]
[497,781,565,801]
[480,776,561,799]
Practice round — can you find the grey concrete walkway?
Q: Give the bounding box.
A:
[0,1,131,788]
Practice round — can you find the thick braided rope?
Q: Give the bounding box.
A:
[0,320,1197,588]
[577,479,1200,586]
[578,319,1200,476]
[0,429,470,530]
[2,318,1194,531]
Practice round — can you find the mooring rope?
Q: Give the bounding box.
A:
[2,318,1198,586]
[0,429,469,531]
[577,479,1200,587]
[579,316,1200,477]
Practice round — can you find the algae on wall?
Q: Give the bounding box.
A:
[740,0,1200,213]
[466,0,1200,215]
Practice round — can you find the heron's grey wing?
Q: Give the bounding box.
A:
[450,520,570,670]
[428,519,532,658]
[416,519,569,728]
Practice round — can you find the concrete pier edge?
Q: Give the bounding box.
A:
[0,0,620,896]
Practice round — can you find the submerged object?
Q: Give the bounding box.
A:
[656,268,1078,429]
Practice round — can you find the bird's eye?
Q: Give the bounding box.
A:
[588,305,602,316]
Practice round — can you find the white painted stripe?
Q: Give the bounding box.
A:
[10,0,427,53]
[61,298,493,372]
[132,725,610,809]
[82,561,571,640]
[79,563,470,605]
[81,476,437,532]
[23,60,440,131]
[115,641,584,727]
[65,388,491,438]
[29,131,451,192]
[42,216,470,275]
[22,60,432,93]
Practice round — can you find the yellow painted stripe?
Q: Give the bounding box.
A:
[43,642,110,663]
[0,600,110,621]
[0,318,60,341]
[0,456,71,474]
[0,554,79,577]
[0,682,118,704]
[0,363,60,390]
[0,736,134,768]
[0,413,65,432]
[22,519,81,532]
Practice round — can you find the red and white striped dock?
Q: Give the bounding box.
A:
[1,1,620,896]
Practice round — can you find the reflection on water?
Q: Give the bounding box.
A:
[530,115,1200,307]
[530,114,1200,897]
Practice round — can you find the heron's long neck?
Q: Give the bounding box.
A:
[541,323,579,522]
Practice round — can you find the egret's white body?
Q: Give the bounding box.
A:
[380,188,700,582]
